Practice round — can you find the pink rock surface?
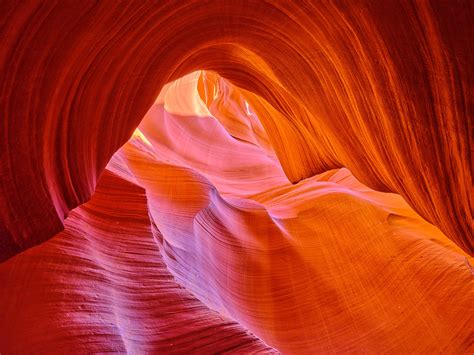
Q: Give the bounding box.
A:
[0,171,275,353]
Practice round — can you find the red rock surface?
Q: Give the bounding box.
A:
[0,171,276,353]
[0,1,472,353]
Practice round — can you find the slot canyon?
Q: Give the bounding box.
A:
[0,1,472,353]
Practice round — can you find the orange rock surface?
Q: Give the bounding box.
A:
[0,1,472,353]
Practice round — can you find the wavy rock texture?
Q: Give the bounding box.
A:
[0,170,275,353]
[2,70,472,353]
[0,0,472,258]
[0,1,473,353]
[111,72,472,353]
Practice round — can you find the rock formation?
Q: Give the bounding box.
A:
[0,1,472,353]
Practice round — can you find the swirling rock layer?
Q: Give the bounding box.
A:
[0,1,472,353]
[0,0,471,258]
[0,170,275,353]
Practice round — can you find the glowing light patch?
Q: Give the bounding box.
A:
[132,128,152,146]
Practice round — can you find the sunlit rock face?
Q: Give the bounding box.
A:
[0,1,472,353]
